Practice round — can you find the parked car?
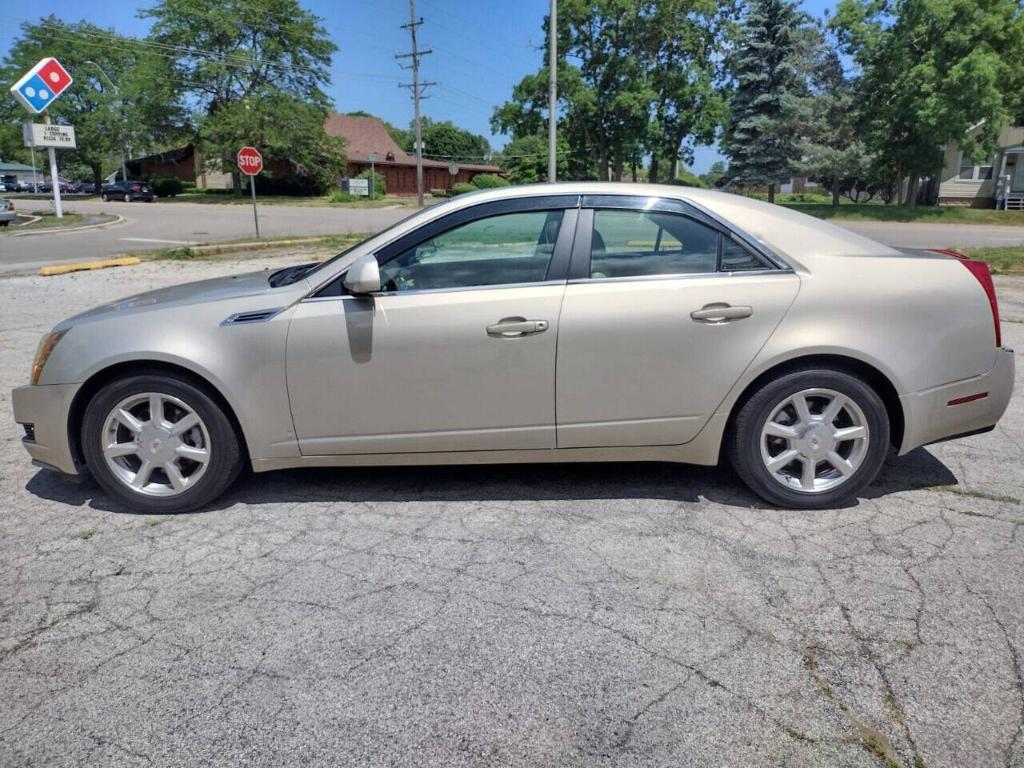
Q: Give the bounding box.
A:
[75,181,96,194]
[0,199,15,226]
[11,183,1014,513]
[100,180,154,202]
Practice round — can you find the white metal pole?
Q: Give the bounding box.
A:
[43,113,63,218]
[548,0,557,183]
[28,137,38,192]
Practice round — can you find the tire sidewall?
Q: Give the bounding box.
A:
[731,369,890,509]
[82,374,242,513]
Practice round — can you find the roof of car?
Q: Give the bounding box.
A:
[446,182,900,260]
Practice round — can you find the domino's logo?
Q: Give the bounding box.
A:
[10,57,73,114]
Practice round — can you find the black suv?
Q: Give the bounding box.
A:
[101,180,155,202]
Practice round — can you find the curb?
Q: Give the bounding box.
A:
[15,214,125,237]
[39,256,141,276]
[15,214,42,227]
[185,237,328,256]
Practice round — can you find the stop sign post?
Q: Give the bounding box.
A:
[237,146,263,238]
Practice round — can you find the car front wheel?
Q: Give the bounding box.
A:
[728,368,890,509]
[82,374,244,513]
[101,193,109,202]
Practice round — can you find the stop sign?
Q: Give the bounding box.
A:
[237,146,263,176]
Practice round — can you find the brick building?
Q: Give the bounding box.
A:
[324,114,502,195]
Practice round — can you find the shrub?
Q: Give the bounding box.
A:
[668,169,707,188]
[355,169,387,199]
[451,182,478,195]
[327,190,363,203]
[470,173,509,189]
[150,175,184,197]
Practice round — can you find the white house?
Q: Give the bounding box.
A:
[938,123,1024,209]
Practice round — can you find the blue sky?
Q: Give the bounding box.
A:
[0,0,836,173]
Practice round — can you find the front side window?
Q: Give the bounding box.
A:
[378,210,564,292]
[588,209,720,278]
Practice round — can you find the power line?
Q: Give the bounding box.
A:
[396,0,435,207]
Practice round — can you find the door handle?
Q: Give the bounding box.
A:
[486,317,549,337]
[690,303,753,323]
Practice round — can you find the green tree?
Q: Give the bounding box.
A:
[792,27,871,206]
[700,160,727,187]
[142,0,342,194]
[833,0,1024,207]
[0,17,184,189]
[637,0,732,182]
[494,133,569,184]
[720,0,811,202]
[406,118,490,162]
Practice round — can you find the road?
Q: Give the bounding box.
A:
[0,199,415,273]
[0,256,1022,767]
[3,198,1024,273]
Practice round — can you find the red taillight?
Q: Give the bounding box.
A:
[131,184,140,192]
[931,248,1002,348]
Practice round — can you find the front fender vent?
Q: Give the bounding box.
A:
[221,308,283,326]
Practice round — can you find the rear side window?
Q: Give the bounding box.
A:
[720,238,766,271]
[589,209,719,278]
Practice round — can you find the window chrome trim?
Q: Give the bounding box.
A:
[300,279,567,302]
[566,268,792,286]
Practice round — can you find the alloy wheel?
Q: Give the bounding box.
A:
[759,388,870,494]
[101,392,211,497]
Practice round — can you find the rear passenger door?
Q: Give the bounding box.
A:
[555,195,800,448]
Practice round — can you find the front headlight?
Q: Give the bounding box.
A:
[31,330,66,385]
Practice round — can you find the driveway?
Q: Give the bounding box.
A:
[4,198,1024,274]
[0,259,1022,767]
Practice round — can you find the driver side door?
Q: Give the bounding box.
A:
[286,196,579,455]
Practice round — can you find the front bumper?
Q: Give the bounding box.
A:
[899,347,1016,454]
[11,383,81,475]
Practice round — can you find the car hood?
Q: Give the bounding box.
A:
[58,270,290,328]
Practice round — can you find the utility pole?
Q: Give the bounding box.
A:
[548,0,557,183]
[397,0,436,207]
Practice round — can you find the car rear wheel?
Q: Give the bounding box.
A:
[82,374,244,513]
[123,193,131,202]
[728,368,890,509]
[101,192,109,202]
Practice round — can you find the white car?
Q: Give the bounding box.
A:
[0,199,16,227]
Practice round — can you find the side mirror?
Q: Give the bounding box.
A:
[343,254,381,295]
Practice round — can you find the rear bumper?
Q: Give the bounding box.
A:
[899,347,1015,454]
[11,383,81,475]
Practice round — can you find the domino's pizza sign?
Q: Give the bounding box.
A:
[10,57,73,114]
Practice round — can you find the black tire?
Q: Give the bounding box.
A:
[123,193,131,202]
[81,373,244,513]
[728,368,890,509]
[101,193,109,202]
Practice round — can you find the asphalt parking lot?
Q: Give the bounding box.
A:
[1,258,1022,768]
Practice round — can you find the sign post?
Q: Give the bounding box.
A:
[236,146,263,239]
[366,152,378,198]
[9,57,73,216]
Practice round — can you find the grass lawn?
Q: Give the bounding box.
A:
[960,246,1024,275]
[162,192,425,209]
[783,202,1024,227]
[144,232,370,261]
[5,212,86,231]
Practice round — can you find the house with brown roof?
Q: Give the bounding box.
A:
[325,114,502,195]
[127,115,503,196]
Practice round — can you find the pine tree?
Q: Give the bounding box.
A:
[721,0,810,202]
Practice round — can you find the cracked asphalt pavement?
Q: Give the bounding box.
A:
[1,258,1022,767]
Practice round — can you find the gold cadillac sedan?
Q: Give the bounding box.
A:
[12,184,1014,513]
